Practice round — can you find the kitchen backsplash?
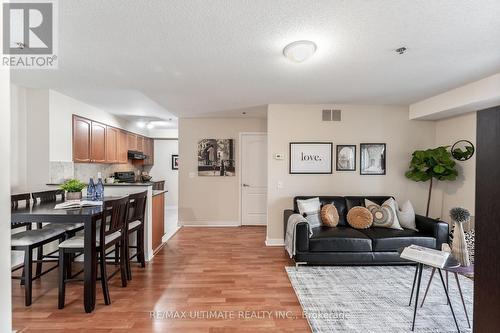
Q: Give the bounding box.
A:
[49,161,143,183]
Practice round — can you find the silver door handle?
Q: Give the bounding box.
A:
[242,184,250,187]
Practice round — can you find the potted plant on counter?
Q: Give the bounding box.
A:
[59,179,86,200]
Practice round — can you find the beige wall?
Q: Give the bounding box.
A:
[178,117,267,225]
[266,104,437,242]
[409,72,500,120]
[432,112,476,224]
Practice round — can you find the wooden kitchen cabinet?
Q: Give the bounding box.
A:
[72,115,91,162]
[152,192,165,252]
[72,114,155,165]
[117,129,128,163]
[137,135,144,152]
[127,133,137,151]
[143,137,155,165]
[90,121,107,163]
[105,126,118,163]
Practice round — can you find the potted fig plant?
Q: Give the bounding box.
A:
[59,179,86,201]
[405,146,458,216]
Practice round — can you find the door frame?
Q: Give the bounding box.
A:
[238,132,267,226]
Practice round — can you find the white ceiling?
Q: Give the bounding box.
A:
[11,0,500,122]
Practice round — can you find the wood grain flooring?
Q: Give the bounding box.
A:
[12,227,310,332]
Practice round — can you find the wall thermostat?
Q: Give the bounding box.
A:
[274,153,285,160]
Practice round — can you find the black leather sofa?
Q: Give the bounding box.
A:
[283,196,449,265]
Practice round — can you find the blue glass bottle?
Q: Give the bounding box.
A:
[95,172,104,201]
[87,178,96,200]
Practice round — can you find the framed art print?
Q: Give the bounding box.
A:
[172,154,179,170]
[360,143,386,175]
[336,145,356,171]
[289,142,333,174]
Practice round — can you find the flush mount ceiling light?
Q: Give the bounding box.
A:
[146,122,155,129]
[283,40,317,63]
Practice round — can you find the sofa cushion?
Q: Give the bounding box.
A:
[294,196,348,226]
[345,196,393,211]
[309,226,372,252]
[359,227,435,251]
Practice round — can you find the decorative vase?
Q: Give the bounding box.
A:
[451,221,470,266]
[66,191,82,201]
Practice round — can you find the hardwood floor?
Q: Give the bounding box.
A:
[12,227,310,332]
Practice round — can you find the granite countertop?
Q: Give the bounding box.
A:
[152,190,168,196]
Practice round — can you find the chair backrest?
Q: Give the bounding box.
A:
[101,196,129,242]
[11,193,30,209]
[11,193,31,230]
[32,189,65,203]
[127,190,147,224]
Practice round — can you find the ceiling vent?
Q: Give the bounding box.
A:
[322,109,341,121]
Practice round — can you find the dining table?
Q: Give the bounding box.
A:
[11,196,122,313]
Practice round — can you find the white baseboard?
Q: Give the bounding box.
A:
[265,238,285,246]
[180,221,240,227]
[162,226,181,243]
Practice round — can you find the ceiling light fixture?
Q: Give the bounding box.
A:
[137,121,145,128]
[147,123,154,129]
[283,40,317,63]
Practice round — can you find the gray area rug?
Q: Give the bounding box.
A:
[286,266,473,332]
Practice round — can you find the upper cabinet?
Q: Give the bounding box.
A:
[72,115,154,165]
[127,133,137,151]
[90,121,106,163]
[105,126,118,163]
[72,116,91,162]
[137,135,144,152]
[117,129,128,163]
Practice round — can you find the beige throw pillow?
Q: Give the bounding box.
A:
[347,206,373,229]
[365,198,403,230]
[320,204,339,227]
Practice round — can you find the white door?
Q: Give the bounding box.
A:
[241,133,267,225]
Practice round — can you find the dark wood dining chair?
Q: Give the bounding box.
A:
[11,193,67,306]
[125,191,147,280]
[31,190,84,276]
[58,196,130,309]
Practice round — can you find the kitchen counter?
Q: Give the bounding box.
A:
[152,190,167,196]
[46,181,160,187]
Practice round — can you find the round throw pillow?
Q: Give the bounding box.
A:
[320,204,339,227]
[347,206,373,229]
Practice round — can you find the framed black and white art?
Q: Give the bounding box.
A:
[172,154,179,170]
[360,143,386,175]
[289,142,333,174]
[336,145,356,171]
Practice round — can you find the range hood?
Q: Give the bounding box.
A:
[128,150,147,160]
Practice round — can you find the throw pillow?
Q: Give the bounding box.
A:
[320,204,339,227]
[396,200,418,231]
[365,198,403,230]
[297,197,321,228]
[347,206,373,229]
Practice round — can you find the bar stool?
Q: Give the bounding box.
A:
[31,190,84,276]
[58,196,129,309]
[125,190,147,280]
[11,193,66,306]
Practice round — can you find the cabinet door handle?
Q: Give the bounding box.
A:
[242,184,250,187]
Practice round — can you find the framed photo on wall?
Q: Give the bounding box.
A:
[289,142,333,174]
[336,145,356,171]
[172,154,179,170]
[360,143,386,175]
